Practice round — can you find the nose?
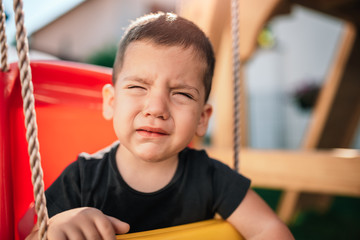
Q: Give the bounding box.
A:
[143,91,170,120]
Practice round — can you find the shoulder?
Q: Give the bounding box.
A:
[76,141,119,168]
[78,141,119,162]
[58,141,119,182]
[49,142,119,182]
[179,147,251,218]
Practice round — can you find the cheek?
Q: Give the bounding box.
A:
[175,108,201,132]
[112,98,139,125]
[112,100,140,142]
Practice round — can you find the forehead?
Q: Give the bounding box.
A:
[120,40,207,85]
[124,40,205,64]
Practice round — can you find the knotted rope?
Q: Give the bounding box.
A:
[0,0,9,71]
[230,0,241,172]
[12,0,48,239]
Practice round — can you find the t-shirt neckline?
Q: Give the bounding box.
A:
[109,143,187,196]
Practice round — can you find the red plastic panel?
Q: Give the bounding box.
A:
[0,65,18,240]
[1,60,117,239]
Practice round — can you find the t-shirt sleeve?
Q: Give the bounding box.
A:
[45,159,82,218]
[211,159,251,219]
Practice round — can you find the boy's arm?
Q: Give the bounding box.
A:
[227,189,294,240]
[26,207,129,240]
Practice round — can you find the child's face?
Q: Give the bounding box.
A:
[102,40,212,162]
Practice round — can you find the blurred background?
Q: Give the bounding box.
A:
[3,0,360,239]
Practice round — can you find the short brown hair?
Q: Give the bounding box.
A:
[112,12,215,102]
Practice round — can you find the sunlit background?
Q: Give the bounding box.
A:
[2,0,360,239]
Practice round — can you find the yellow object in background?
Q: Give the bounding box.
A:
[257,26,276,49]
[116,219,244,240]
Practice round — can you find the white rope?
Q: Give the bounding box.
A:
[231,0,242,172]
[13,0,48,239]
[0,0,9,71]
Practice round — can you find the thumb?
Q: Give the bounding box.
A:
[107,216,130,234]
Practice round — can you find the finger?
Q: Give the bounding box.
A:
[81,221,103,240]
[107,216,130,235]
[62,224,86,240]
[47,227,67,240]
[47,220,69,240]
[94,215,116,240]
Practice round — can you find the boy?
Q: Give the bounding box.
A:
[28,12,294,239]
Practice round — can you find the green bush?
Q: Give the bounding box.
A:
[86,44,117,68]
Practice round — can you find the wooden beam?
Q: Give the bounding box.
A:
[303,22,357,149]
[239,0,291,61]
[317,23,360,148]
[178,0,230,55]
[279,20,358,224]
[211,22,240,148]
[277,191,301,223]
[206,147,360,197]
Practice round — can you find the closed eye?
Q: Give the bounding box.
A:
[174,92,194,100]
[128,85,146,90]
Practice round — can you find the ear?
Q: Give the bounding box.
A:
[195,104,213,137]
[102,84,115,120]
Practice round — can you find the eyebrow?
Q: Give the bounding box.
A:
[122,76,152,85]
[171,84,200,95]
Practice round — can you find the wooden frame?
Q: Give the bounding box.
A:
[180,0,360,223]
[207,147,360,197]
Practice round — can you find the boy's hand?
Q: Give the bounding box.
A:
[27,207,130,240]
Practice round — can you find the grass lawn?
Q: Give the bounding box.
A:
[254,188,360,240]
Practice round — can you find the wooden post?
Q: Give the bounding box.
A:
[277,22,358,223]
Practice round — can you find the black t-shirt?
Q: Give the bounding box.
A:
[45,142,250,233]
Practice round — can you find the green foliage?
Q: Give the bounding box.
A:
[253,188,282,211]
[254,188,360,240]
[254,188,360,239]
[289,196,360,240]
[86,44,117,68]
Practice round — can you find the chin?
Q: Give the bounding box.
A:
[135,149,173,163]
[137,151,163,162]
[138,155,165,163]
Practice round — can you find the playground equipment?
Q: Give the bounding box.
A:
[180,0,360,222]
[1,0,360,239]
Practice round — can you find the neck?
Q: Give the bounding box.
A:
[116,145,179,193]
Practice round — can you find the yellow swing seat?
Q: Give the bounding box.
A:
[116,219,244,240]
